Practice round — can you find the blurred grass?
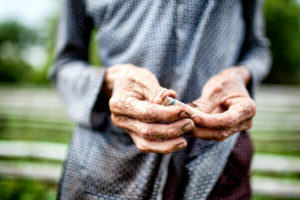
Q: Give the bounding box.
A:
[2,109,300,155]
[0,176,57,200]
[253,171,300,182]
[253,195,299,200]
[252,130,300,156]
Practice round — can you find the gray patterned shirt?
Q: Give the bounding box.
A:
[50,0,271,199]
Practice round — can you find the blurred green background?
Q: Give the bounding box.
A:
[0,0,300,199]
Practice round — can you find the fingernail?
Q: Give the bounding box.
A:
[182,123,193,132]
[179,111,190,118]
[191,114,202,124]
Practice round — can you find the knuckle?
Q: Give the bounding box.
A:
[149,88,160,99]
[126,77,137,85]
[217,129,234,142]
[110,114,121,127]
[168,89,177,98]
[167,122,180,133]
[213,84,223,94]
[192,115,202,124]
[151,88,167,102]
[243,98,256,116]
[109,97,118,110]
[158,88,169,98]
[168,127,180,137]
[120,96,131,110]
[136,142,150,153]
[110,114,128,127]
[227,117,238,127]
[140,126,153,139]
[239,120,252,132]
[109,96,132,113]
[150,87,175,104]
[216,130,226,141]
[230,125,239,133]
[143,106,157,122]
[249,99,257,116]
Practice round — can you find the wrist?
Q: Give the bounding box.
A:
[222,66,251,86]
[235,66,251,85]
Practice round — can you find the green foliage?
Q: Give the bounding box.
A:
[0,17,58,84]
[0,177,56,200]
[30,17,58,85]
[0,59,32,83]
[264,0,300,84]
[0,22,36,82]
[0,21,37,48]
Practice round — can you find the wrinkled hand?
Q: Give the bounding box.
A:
[106,64,194,154]
[188,66,256,142]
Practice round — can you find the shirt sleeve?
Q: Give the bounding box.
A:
[49,0,107,128]
[238,0,272,96]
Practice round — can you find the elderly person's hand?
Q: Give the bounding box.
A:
[188,66,256,142]
[105,64,195,154]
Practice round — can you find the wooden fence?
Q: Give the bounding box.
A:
[0,85,300,199]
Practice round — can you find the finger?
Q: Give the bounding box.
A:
[188,127,226,141]
[188,119,253,141]
[127,130,187,154]
[191,97,256,129]
[187,102,225,114]
[109,97,192,123]
[111,114,194,140]
[224,119,253,137]
[216,119,253,141]
[147,87,177,104]
[191,98,215,113]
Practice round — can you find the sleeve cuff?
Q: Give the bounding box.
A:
[52,61,107,128]
[238,48,271,98]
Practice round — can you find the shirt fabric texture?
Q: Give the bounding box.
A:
[50,0,271,199]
